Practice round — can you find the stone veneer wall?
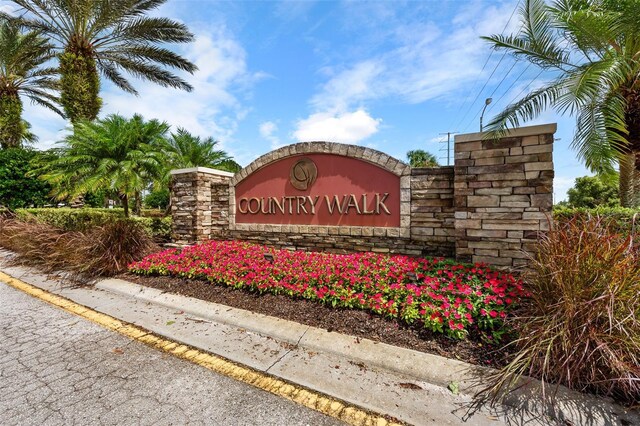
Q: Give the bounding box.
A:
[170,124,555,267]
[453,124,554,267]
[410,167,455,256]
[170,167,234,244]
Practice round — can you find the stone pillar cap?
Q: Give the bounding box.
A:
[455,123,557,143]
[170,167,235,177]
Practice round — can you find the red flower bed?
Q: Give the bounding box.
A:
[129,241,525,339]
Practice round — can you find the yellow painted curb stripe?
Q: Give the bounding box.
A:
[0,271,404,426]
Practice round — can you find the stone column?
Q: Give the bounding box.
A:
[453,124,555,267]
[170,167,234,245]
[409,166,456,257]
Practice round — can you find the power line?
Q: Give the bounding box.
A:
[445,49,496,131]
[504,68,545,108]
[448,0,521,132]
[461,59,523,132]
[454,50,511,131]
[486,62,533,112]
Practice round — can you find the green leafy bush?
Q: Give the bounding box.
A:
[565,175,620,208]
[16,207,122,230]
[482,216,640,405]
[553,206,640,235]
[0,148,54,209]
[143,189,169,210]
[15,207,172,241]
[83,189,110,207]
[137,216,172,242]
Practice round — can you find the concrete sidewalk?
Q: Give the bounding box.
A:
[0,250,637,426]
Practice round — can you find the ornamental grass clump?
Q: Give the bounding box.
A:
[0,217,156,277]
[481,216,640,405]
[129,240,525,339]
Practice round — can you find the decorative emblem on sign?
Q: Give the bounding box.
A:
[289,158,317,190]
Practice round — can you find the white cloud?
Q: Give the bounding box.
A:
[293,109,381,143]
[308,2,521,112]
[554,176,576,203]
[100,27,260,154]
[311,61,383,112]
[259,121,283,149]
[0,3,15,14]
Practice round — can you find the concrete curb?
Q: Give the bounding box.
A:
[96,278,482,391]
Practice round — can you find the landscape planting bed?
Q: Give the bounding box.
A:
[127,240,526,366]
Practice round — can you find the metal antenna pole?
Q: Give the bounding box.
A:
[439,132,459,166]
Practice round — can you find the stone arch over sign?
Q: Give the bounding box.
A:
[228,141,412,238]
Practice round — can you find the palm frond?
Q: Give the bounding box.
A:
[98,60,137,94]
[106,45,197,72]
[485,82,566,136]
[9,0,196,106]
[110,16,194,44]
[482,0,640,207]
[550,1,622,59]
[22,88,65,117]
[98,54,194,91]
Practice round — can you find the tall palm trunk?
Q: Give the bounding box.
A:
[621,90,640,207]
[134,191,142,216]
[0,92,23,149]
[619,153,640,207]
[119,193,130,217]
[59,46,101,123]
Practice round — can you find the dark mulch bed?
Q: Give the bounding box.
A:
[119,272,514,368]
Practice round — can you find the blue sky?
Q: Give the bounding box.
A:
[2,0,590,201]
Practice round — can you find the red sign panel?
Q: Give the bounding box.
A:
[234,153,400,227]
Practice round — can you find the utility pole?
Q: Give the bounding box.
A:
[438,132,459,166]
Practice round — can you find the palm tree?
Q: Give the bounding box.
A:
[36,114,169,217]
[0,20,61,148]
[2,0,197,123]
[166,128,241,172]
[406,149,439,168]
[156,128,240,214]
[482,0,640,207]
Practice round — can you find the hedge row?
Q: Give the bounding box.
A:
[15,208,172,241]
[553,206,640,235]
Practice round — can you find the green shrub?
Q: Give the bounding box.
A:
[553,206,640,235]
[131,216,172,242]
[0,148,55,209]
[83,189,111,208]
[143,189,169,210]
[565,174,620,208]
[481,216,640,405]
[15,207,172,241]
[16,207,123,231]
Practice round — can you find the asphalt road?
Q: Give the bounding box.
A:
[0,282,342,426]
